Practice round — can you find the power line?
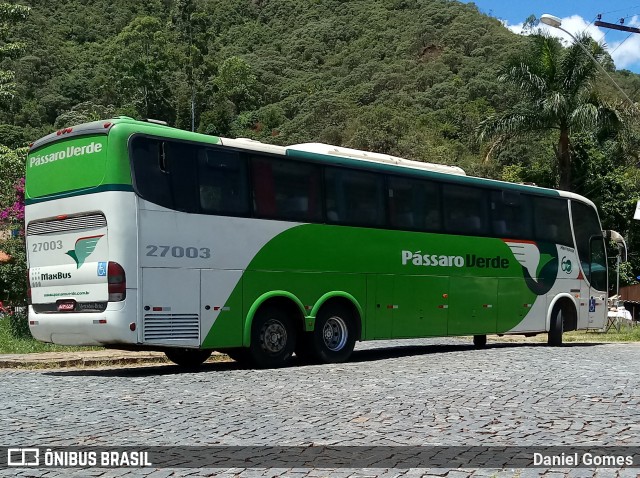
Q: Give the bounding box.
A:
[610,32,634,55]
[598,5,640,16]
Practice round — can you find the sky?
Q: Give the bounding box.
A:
[461,0,640,73]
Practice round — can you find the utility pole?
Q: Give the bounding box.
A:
[594,20,640,34]
[594,13,640,34]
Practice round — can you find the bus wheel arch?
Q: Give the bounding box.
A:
[547,295,577,346]
[245,293,305,367]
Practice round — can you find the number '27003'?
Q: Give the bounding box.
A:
[145,245,211,259]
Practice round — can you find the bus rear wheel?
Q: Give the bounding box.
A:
[249,306,296,368]
[165,348,212,368]
[548,305,564,346]
[312,304,356,364]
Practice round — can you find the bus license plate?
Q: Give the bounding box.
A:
[57,300,76,312]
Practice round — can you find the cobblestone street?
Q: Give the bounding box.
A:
[2,338,639,477]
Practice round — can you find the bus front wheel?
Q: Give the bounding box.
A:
[312,304,356,363]
[473,335,487,348]
[548,305,564,346]
[249,306,296,368]
[165,348,212,368]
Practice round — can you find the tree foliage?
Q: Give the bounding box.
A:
[0,2,30,103]
[477,34,631,191]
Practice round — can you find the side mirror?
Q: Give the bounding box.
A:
[604,230,628,262]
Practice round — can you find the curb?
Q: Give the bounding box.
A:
[0,353,170,369]
[0,351,232,369]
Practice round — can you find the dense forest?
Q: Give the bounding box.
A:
[1,0,640,297]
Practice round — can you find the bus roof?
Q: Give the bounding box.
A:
[287,143,466,176]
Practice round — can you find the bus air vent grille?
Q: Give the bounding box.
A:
[143,314,199,341]
[27,214,107,236]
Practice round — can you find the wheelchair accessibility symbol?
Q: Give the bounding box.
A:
[561,256,572,274]
[589,297,596,313]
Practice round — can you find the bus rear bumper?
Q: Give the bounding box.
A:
[28,299,138,346]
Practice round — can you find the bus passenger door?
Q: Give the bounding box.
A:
[141,268,200,347]
[585,235,609,328]
[392,275,448,338]
[448,277,498,335]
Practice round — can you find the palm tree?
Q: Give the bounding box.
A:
[477,34,625,191]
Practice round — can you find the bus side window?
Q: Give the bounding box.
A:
[165,141,199,213]
[198,148,249,216]
[325,167,384,227]
[490,190,532,239]
[251,156,322,222]
[532,197,572,245]
[388,176,441,232]
[443,185,488,235]
[130,136,174,209]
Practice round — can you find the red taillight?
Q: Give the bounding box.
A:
[107,261,126,302]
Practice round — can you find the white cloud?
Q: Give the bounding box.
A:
[504,15,640,72]
[609,15,640,70]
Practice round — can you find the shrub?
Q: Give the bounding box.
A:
[6,308,31,339]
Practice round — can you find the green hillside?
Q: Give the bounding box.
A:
[2,0,640,284]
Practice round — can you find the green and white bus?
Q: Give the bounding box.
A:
[25,117,616,367]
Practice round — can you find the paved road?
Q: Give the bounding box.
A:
[1,338,639,477]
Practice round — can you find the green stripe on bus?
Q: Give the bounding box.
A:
[24,184,134,205]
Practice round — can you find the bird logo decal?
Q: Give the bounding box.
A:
[66,235,104,269]
[503,239,558,296]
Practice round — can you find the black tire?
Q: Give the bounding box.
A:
[311,304,356,364]
[249,306,296,368]
[548,305,564,346]
[473,334,487,348]
[165,348,212,368]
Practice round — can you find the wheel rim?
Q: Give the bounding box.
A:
[323,316,348,351]
[261,319,288,354]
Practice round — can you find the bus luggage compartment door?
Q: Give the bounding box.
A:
[448,276,498,335]
[141,268,200,347]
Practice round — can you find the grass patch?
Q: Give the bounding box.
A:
[563,327,640,343]
[0,316,99,354]
[490,326,640,344]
